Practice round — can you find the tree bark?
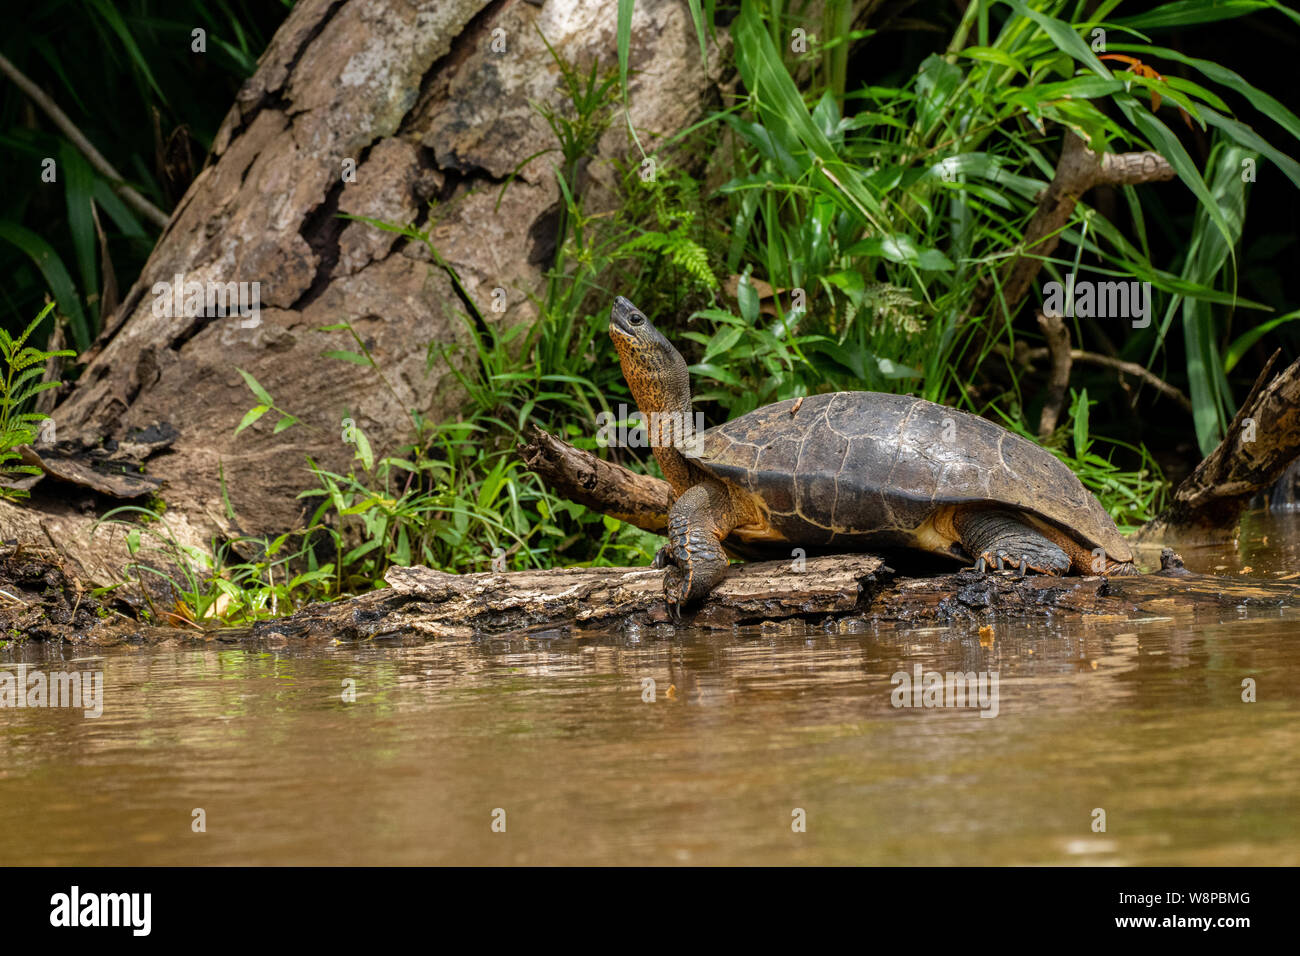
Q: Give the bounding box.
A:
[1139,350,1300,542]
[519,425,671,532]
[11,0,726,579]
[1034,310,1072,438]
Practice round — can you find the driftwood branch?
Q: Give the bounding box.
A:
[1140,350,1300,541]
[520,426,671,533]
[1031,347,1193,412]
[0,52,170,230]
[1010,322,1195,422]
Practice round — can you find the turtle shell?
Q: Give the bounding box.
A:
[687,391,1132,561]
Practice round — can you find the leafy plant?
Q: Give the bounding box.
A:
[999,387,1168,529]
[1,1,287,347]
[0,302,73,498]
[96,502,334,627]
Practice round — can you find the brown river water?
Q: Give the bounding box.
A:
[1,511,1297,866]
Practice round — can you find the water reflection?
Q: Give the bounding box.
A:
[1,515,1298,865]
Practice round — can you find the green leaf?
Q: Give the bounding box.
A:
[916,54,964,134]
[85,0,166,102]
[617,0,634,100]
[1197,108,1300,190]
[823,270,866,305]
[91,179,147,239]
[685,0,709,70]
[1113,93,1235,246]
[60,142,97,327]
[704,325,744,361]
[848,235,954,270]
[959,46,1028,76]
[689,362,743,388]
[1113,0,1277,31]
[322,349,374,366]
[0,223,88,350]
[737,273,759,324]
[1108,43,1300,147]
[999,0,1111,80]
[1224,310,1300,373]
[234,405,270,436]
[354,427,374,472]
[236,368,273,405]
[733,2,884,229]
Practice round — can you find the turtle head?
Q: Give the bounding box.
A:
[609,296,691,419]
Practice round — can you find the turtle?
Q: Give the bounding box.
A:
[607,296,1137,612]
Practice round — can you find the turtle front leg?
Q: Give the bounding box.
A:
[953,508,1071,576]
[660,481,734,616]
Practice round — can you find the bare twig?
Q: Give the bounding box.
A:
[1018,343,1194,413]
[1035,310,1073,437]
[0,52,170,230]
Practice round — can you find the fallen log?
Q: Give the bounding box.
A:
[233,550,1300,643]
[1139,350,1300,542]
[6,539,1298,646]
[521,425,670,534]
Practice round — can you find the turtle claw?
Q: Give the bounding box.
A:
[662,565,688,623]
[1016,558,1028,579]
[974,556,988,574]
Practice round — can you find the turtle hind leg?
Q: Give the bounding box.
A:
[953,508,1071,575]
[661,481,734,613]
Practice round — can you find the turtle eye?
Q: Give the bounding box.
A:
[629,313,643,326]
